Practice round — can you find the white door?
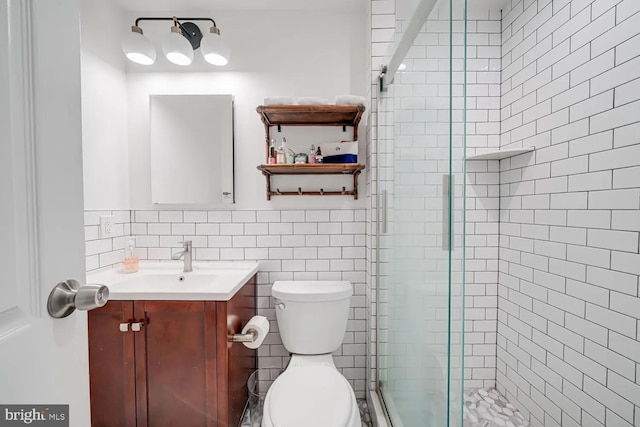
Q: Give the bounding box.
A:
[0,0,90,425]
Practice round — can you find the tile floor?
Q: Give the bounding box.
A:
[241,398,372,427]
[240,388,525,426]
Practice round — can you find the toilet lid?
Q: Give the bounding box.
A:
[268,367,353,427]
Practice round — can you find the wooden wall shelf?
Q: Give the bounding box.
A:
[256,104,365,143]
[257,164,364,200]
[256,104,366,200]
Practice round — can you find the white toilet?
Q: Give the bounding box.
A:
[261,281,361,427]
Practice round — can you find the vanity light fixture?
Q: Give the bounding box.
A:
[121,25,156,65]
[121,16,230,66]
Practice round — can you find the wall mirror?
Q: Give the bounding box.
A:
[150,94,234,204]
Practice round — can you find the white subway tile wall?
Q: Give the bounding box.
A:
[84,210,131,271]
[85,209,368,398]
[498,0,640,426]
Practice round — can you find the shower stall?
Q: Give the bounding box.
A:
[374,0,468,425]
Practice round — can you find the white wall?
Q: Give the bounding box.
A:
[497,1,640,426]
[80,0,130,210]
[123,9,368,210]
[81,7,367,210]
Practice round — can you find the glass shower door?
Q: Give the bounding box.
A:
[376,0,466,425]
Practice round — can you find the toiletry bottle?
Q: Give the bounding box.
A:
[276,145,285,164]
[309,144,317,164]
[285,138,295,164]
[277,137,287,164]
[268,138,276,164]
[315,146,323,163]
[122,239,139,273]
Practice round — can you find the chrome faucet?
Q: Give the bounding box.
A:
[172,241,193,273]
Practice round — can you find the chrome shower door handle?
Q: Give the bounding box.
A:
[442,174,454,251]
[381,190,388,234]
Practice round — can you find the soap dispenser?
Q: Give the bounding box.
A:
[122,239,139,273]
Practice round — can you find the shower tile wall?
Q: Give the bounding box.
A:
[462,7,503,388]
[497,0,640,426]
[84,209,368,398]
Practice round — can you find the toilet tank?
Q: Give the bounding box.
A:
[272,281,352,354]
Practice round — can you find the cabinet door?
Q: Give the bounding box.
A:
[134,301,218,427]
[88,301,136,427]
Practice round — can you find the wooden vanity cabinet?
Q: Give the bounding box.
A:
[88,276,256,427]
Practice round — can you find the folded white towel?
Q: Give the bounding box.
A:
[264,97,295,106]
[335,95,366,105]
[298,97,329,105]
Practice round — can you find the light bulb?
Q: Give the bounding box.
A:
[162,27,194,66]
[201,27,230,66]
[121,26,156,65]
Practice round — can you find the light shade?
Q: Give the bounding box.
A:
[121,26,156,65]
[162,27,194,66]
[201,28,230,66]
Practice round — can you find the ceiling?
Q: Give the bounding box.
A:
[115,0,507,13]
[115,0,368,12]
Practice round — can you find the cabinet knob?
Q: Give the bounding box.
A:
[119,323,129,332]
[131,321,145,332]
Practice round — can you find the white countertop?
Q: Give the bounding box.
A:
[87,261,260,301]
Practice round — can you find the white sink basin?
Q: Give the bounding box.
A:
[86,261,260,301]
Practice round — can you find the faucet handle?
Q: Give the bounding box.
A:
[178,240,192,249]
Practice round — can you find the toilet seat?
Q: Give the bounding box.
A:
[266,365,355,427]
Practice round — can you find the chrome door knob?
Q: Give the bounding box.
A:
[47,279,109,318]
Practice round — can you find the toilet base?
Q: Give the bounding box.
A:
[261,355,361,427]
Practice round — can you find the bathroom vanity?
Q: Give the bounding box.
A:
[87,262,258,427]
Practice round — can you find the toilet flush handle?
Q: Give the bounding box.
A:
[274,299,285,310]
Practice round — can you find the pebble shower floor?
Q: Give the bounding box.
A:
[464,387,529,427]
